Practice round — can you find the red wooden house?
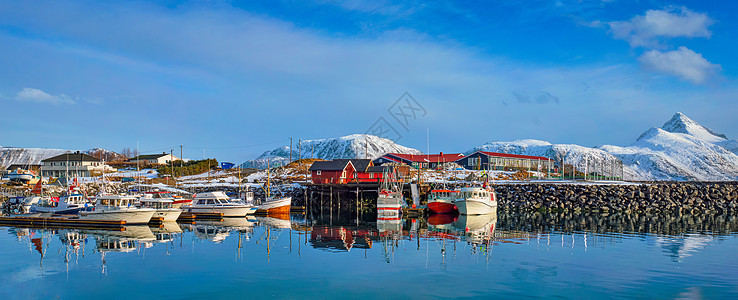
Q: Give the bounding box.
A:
[309,159,400,184]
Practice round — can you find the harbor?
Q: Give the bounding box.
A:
[2,208,738,298]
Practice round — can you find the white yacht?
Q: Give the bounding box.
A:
[139,193,182,222]
[79,195,156,224]
[453,186,498,215]
[186,191,253,217]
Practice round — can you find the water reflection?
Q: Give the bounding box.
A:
[1,208,738,297]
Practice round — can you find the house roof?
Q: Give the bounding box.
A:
[350,159,373,172]
[366,165,395,173]
[129,153,171,160]
[309,159,351,171]
[42,152,100,162]
[475,151,552,161]
[309,159,372,171]
[384,153,465,163]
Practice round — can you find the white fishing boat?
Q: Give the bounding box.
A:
[31,191,91,215]
[377,167,404,212]
[79,195,156,224]
[453,186,498,215]
[186,191,253,217]
[139,192,182,222]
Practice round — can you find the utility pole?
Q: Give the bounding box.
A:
[170,149,174,186]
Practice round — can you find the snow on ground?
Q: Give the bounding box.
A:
[106,168,159,179]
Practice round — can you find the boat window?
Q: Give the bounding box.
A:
[207,199,215,205]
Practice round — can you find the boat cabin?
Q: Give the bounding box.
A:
[140,199,174,209]
[460,188,493,200]
[95,196,138,208]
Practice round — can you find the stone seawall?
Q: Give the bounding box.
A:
[495,182,738,214]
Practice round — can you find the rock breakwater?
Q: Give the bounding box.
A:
[495,182,738,214]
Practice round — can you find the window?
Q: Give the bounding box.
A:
[316,170,321,176]
[370,173,374,179]
[341,171,346,178]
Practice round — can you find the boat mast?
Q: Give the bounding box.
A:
[266,157,270,199]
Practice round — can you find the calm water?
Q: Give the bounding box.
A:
[2,210,738,299]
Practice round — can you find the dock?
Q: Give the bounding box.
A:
[0,216,126,229]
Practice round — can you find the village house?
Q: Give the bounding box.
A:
[309,159,405,184]
[128,152,181,165]
[41,152,116,178]
[456,151,555,172]
[373,153,466,170]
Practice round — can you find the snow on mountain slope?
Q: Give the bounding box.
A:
[1,147,125,169]
[607,114,738,181]
[239,134,422,169]
[660,112,727,143]
[0,147,71,169]
[471,113,738,181]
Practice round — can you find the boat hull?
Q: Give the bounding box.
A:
[79,209,156,224]
[256,197,291,214]
[377,195,403,211]
[454,198,497,215]
[428,201,457,214]
[153,209,182,222]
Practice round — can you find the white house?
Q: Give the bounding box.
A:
[128,152,181,165]
[41,152,116,178]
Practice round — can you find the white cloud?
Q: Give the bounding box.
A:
[14,88,76,105]
[638,46,720,84]
[608,7,713,47]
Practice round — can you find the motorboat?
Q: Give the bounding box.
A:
[78,195,156,224]
[255,196,290,214]
[2,196,44,215]
[30,190,91,215]
[139,193,182,222]
[427,189,460,214]
[453,186,498,215]
[186,191,253,217]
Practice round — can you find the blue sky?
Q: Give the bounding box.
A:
[1,0,736,163]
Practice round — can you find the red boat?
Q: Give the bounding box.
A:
[427,189,459,214]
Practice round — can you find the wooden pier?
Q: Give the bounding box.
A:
[0,216,126,229]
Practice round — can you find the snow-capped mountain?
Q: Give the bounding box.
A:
[0,147,125,169]
[240,134,423,169]
[470,113,738,181]
[601,113,738,181]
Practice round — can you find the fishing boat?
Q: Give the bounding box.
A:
[186,191,253,217]
[31,189,91,215]
[453,186,498,215]
[377,167,404,212]
[139,191,183,221]
[427,189,460,214]
[256,158,291,214]
[78,195,156,224]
